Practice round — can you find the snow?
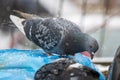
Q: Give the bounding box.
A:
[95,64,109,72]
[68,63,82,69]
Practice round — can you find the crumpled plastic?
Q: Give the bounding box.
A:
[0,49,105,80]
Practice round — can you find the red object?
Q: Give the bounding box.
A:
[81,51,91,59]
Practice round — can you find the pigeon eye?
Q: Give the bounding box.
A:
[89,45,93,48]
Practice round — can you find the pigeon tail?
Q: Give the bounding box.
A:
[10,15,25,35]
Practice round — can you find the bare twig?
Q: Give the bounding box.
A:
[80,0,87,32]
[57,0,64,17]
[98,0,110,57]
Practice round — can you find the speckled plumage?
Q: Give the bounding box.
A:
[22,18,83,54]
[10,13,99,56]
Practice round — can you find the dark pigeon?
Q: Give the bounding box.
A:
[10,11,99,58]
[34,58,100,80]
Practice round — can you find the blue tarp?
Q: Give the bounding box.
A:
[0,49,105,80]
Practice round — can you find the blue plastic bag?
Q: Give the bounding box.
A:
[0,49,105,80]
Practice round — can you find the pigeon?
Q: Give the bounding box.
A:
[34,58,100,80]
[10,10,99,58]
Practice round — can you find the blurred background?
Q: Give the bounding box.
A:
[0,0,120,59]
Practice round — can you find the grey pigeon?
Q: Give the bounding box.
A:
[34,58,100,80]
[10,11,99,58]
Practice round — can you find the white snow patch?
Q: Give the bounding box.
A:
[68,63,83,69]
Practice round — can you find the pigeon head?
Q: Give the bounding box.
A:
[82,34,99,58]
[34,58,100,80]
[60,32,99,58]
